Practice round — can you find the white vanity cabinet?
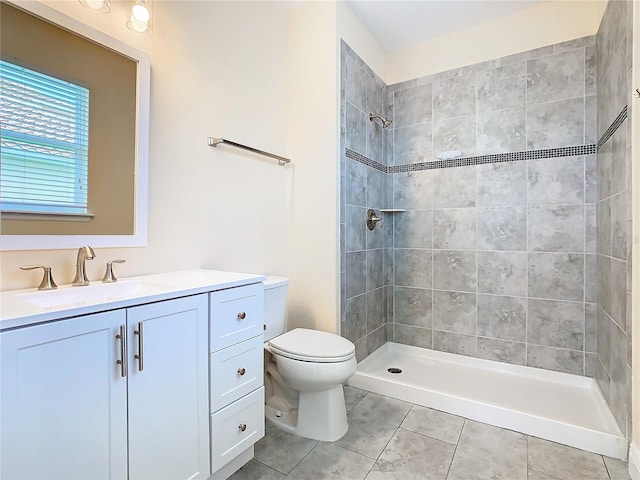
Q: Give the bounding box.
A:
[1,294,209,480]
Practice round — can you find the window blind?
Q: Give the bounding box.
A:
[0,60,89,215]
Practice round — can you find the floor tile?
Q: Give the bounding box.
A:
[335,392,412,459]
[447,420,527,480]
[368,429,454,480]
[604,457,632,480]
[285,443,374,480]
[400,404,464,444]
[227,460,284,480]
[344,385,368,412]
[253,423,318,474]
[527,437,609,480]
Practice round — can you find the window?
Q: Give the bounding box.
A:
[0,59,89,216]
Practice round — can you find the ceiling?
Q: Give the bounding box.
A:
[345,0,547,52]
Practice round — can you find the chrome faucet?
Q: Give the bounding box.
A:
[72,245,96,286]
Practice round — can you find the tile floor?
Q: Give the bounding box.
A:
[229,386,632,480]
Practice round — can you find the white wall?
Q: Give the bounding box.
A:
[0,0,291,291]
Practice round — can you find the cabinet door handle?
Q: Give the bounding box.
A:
[237,368,246,376]
[134,321,144,372]
[238,423,247,432]
[116,325,127,378]
[237,312,246,320]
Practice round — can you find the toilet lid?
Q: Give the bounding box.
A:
[269,328,355,363]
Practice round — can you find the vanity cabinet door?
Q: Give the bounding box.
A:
[126,294,209,480]
[0,310,128,480]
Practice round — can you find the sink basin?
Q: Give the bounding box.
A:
[16,280,167,308]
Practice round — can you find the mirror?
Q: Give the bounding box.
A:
[0,0,149,250]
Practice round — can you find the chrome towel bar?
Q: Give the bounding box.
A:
[207,137,291,166]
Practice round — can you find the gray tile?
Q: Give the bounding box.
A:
[433,115,476,159]
[527,156,585,206]
[254,424,318,474]
[527,436,609,480]
[354,337,367,363]
[476,62,526,112]
[526,97,584,149]
[346,205,367,252]
[528,205,584,253]
[433,330,476,357]
[433,75,476,120]
[598,306,612,375]
[477,337,526,365]
[609,257,627,330]
[554,35,594,52]
[477,294,526,342]
[394,84,432,128]
[528,299,584,350]
[400,405,464,444]
[477,206,526,251]
[526,344,584,375]
[585,155,597,203]
[611,192,627,260]
[586,45,597,96]
[447,421,527,480]
[393,123,433,165]
[346,101,367,154]
[366,288,385,332]
[343,385,368,413]
[586,204,597,254]
[433,250,477,293]
[394,249,432,288]
[228,460,284,480]
[527,49,585,105]
[286,443,374,480]
[603,457,632,480]
[476,108,526,154]
[346,251,367,298]
[345,294,367,343]
[366,325,386,356]
[597,197,612,256]
[394,210,432,249]
[432,166,476,208]
[394,287,432,328]
[477,251,527,297]
[345,158,367,207]
[585,254,597,302]
[433,208,476,250]
[367,249,385,291]
[585,302,597,353]
[394,324,432,349]
[344,54,366,111]
[585,352,598,378]
[528,253,584,302]
[477,161,527,207]
[368,429,455,480]
[433,290,476,335]
[393,171,433,210]
[367,168,386,210]
[335,392,412,459]
[585,95,597,144]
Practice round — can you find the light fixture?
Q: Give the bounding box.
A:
[79,0,111,14]
[127,0,151,33]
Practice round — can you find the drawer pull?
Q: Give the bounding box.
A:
[237,312,247,320]
[238,423,247,432]
[237,368,246,376]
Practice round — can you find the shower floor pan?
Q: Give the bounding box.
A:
[348,342,626,459]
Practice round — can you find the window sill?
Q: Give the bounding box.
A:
[1,211,94,222]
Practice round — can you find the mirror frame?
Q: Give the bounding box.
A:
[0,0,150,251]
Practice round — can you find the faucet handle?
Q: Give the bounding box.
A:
[20,265,58,290]
[102,259,126,283]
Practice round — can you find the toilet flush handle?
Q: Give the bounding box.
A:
[237,312,246,320]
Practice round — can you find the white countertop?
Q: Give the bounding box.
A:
[0,269,266,330]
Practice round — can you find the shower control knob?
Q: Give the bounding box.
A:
[238,423,247,432]
[237,368,246,376]
[237,312,246,320]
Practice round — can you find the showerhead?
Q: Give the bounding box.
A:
[369,113,393,129]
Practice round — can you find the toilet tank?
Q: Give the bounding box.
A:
[263,276,289,342]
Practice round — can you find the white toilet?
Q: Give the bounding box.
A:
[263,276,356,442]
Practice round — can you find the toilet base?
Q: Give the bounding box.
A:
[265,385,349,442]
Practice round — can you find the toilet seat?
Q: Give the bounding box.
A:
[269,328,355,363]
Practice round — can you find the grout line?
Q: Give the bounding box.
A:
[444,419,466,479]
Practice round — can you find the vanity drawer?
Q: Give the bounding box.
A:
[210,387,265,473]
[210,283,263,352]
[210,335,264,413]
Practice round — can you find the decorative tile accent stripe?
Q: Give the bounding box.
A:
[597,105,628,151]
[345,145,596,174]
[345,149,387,173]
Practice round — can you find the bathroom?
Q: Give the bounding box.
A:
[0,0,637,479]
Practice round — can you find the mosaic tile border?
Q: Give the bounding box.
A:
[346,145,596,174]
[597,105,628,151]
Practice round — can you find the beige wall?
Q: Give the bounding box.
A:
[1,0,292,290]
[385,0,607,84]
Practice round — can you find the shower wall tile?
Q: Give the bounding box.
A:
[393,84,433,128]
[345,294,367,342]
[477,162,527,207]
[477,207,526,251]
[526,97,584,149]
[585,254,597,303]
[528,156,585,206]
[394,171,433,210]
[527,299,584,350]
[586,205,597,254]
[585,95,597,144]
[528,253,584,302]
[477,337,526,366]
[394,324,432,349]
[367,249,385,291]
[476,108,526,155]
[394,210,432,249]
[433,291,477,335]
[477,294,526,342]
[528,205,584,252]
[586,45,596,96]
[433,209,477,250]
[433,250,477,293]
[345,158,367,207]
[367,168,387,210]
[367,324,387,355]
[433,331,477,357]
[476,62,526,112]
[477,251,527,297]
[344,53,366,111]
[433,75,476,120]
[585,155,597,204]
[585,303,597,353]
[526,344,584,375]
[432,167,476,208]
[433,114,476,159]
[526,49,585,105]
[345,101,367,154]
[393,123,433,165]
[345,205,366,252]
[367,117,384,165]
[611,192,627,260]
[346,251,367,299]
[366,288,385,333]
[394,287,433,328]
[395,249,432,289]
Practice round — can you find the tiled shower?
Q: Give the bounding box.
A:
[340,0,632,442]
